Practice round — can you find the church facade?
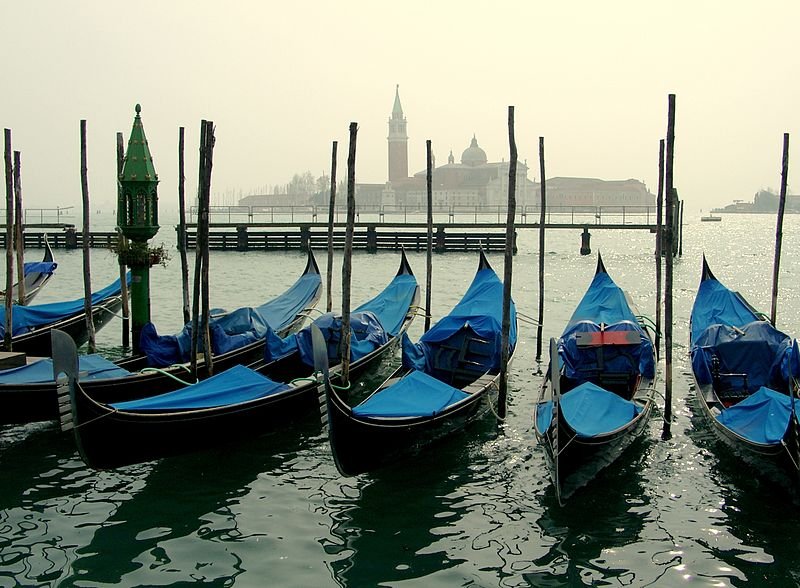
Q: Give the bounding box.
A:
[355,87,654,209]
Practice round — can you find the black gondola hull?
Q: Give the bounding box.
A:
[537,401,653,501]
[326,369,500,476]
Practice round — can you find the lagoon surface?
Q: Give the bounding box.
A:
[2,213,800,587]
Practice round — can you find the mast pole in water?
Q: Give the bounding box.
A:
[770,133,790,327]
[662,94,676,440]
[499,105,517,418]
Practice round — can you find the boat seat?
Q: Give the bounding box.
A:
[433,332,494,387]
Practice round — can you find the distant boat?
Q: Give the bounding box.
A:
[701,214,722,222]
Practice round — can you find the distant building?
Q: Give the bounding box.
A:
[712,190,800,213]
[239,87,655,210]
[537,177,655,208]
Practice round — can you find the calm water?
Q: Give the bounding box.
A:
[2,214,800,587]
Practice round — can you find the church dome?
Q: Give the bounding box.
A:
[461,135,487,166]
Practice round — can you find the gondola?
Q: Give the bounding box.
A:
[689,256,800,488]
[533,254,657,504]
[322,250,516,476]
[0,250,322,424]
[56,250,420,469]
[0,238,57,305]
[0,273,127,357]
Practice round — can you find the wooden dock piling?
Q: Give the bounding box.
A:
[13,151,24,306]
[425,139,433,333]
[341,123,358,387]
[662,94,676,440]
[3,129,13,350]
[770,132,790,326]
[499,106,517,418]
[116,132,130,348]
[80,120,96,353]
[178,127,191,325]
[535,136,546,368]
[326,141,338,313]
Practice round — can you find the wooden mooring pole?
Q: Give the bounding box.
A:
[178,127,191,325]
[770,132,790,326]
[3,129,13,350]
[499,105,517,419]
[13,152,24,306]
[326,141,338,313]
[662,94,676,440]
[191,120,215,378]
[201,122,215,376]
[341,122,358,386]
[535,136,546,368]
[425,139,433,333]
[655,139,664,358]
[80,120,96,353]
[116,132,130,348]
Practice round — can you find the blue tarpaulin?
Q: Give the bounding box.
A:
[690,267,792,392]
[352,370,470,417]
[139,267,321,367]
[690,277,761,344]
[559,381,642,438]
[22,261,57,277]
[264,264,418,364]
[0,354,131,384]
[402,266,516,375]
[691,321,791,390]
[295,311,388,367]
[558,271,655,382]
[110,364,290,411]
[0,275,128,337]
[716,386,793,445]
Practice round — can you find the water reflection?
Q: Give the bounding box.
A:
[323,418,499,587]
[61,419,321,586]
[525,438,651,586]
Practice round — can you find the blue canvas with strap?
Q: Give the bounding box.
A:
[110,364,290,411]
[352,370,470,418]
[402,266,516,375]
[139,267,321,367]
[0,274,128,337]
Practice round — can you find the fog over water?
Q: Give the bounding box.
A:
[2,1,798,216]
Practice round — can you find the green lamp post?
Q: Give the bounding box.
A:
[117,104,160,351]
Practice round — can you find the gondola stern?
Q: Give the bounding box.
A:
[595,252,607,276]
[397,246,414,277]
[478,248,492,272]
[701,254,717,283]
[304,247,321,276]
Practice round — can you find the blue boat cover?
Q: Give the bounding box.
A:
[139,269,321,367]
[264,267,418,365]
[558,271,655,382]
[402,266,516,375]
[23,261,57,277]
[293,311,388,367]
[560,381,641,438]
[0,275,127,337]
[690,320,791,390]
[352,369,470,418]
[690,276,760,344]
[353,273,418,337]
[0,354,131,384]
[716,386,793,445]
[110,364,290,411]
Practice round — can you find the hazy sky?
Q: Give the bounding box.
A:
[3,1,798,215]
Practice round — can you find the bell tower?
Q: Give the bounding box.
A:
[387,85,409,182]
